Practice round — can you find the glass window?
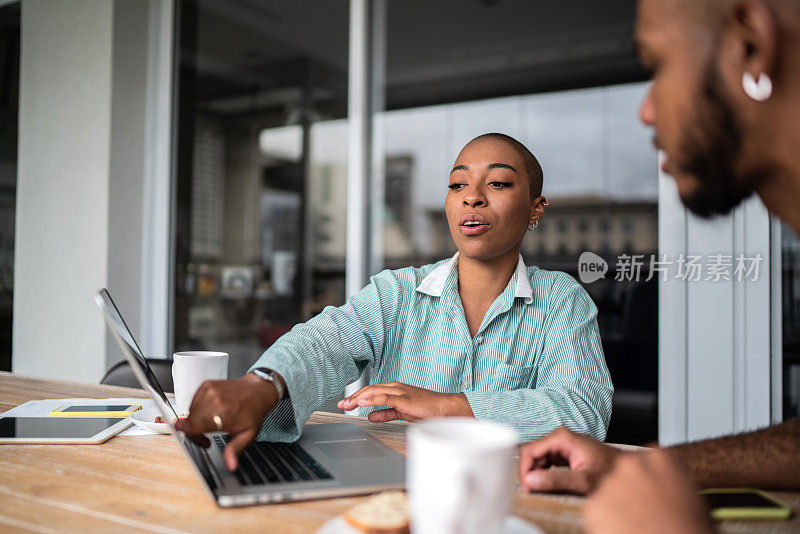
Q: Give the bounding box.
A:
[377,1,656,444]
[0,3,18,373]
[173,1,349,386]
[623,217,635,233]
[781,223,800,420]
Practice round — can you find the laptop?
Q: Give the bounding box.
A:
[95,288,405,507]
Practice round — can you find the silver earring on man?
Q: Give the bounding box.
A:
[742,72,772,102]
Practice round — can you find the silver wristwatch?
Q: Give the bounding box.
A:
[251,367,286,400]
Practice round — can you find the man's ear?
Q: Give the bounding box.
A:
[725,1,779,90]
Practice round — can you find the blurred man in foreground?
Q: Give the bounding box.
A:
[519,0,800,532]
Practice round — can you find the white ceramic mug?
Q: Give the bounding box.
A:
[172,351,229,416]
[407,417,518,534]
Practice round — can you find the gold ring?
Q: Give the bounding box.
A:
[212,414,223,432]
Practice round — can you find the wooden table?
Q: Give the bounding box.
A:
[1,372,798,533]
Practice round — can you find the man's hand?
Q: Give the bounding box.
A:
[585,449,715,534]
[337,382,474,422]
[518,427,621,494]
[174,374,281,472]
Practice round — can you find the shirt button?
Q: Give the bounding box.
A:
[462,380,470,389]
[475,335,483,344]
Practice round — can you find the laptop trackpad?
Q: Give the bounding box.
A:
[315,439,384,460]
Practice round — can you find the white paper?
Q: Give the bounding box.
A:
[120,424,159,436]
[0,398,160,436]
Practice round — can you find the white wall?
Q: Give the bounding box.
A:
[14,0,153,381]
[107,0,149,368]
[14,0,114,381]
[659,165,773,445]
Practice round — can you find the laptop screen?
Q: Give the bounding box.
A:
[95,288,178,421]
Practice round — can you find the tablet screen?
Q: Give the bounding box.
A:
[60,405,132,413]
[0,417,124,439]
[703,491,783,509]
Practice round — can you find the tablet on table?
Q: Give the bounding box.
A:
[0,416,131,444]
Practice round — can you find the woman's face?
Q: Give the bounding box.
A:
[445,138,535,262]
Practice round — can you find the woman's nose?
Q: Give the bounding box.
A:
[463,186,486,207]
[463,196,485,207]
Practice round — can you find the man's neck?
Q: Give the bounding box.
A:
[757,171,800,235]
[457,248,520,305]
[755,125,800,235]
[754,81,800,234]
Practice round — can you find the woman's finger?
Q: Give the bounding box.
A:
[338,384,404,408]
[355,392,407,408]
[223,427,258,471]
[177,428,210,449]
[367,408,401,422]
[176,407,226,437]
[346,383,403,400]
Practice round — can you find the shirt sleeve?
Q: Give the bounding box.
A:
[247,270,404,442]
[463,275,613,443]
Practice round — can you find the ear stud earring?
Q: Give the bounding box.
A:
[742,72,772,102]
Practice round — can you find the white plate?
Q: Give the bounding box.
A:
[315,515,544,534]
[129,407,172,434]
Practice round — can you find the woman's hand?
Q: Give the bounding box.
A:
[337,382,474,422]
[174,374,281,471]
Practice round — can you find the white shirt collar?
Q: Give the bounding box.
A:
[416,252,534,304]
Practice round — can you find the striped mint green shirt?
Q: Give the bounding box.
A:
[250,253,613,443]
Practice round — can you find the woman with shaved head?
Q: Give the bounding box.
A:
[518,0,800,532]
[176,133,613,473]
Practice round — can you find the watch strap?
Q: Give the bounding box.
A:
[251,367,285,400]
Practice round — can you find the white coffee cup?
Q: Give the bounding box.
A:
[407,417,518,534]
[172,351,229,416]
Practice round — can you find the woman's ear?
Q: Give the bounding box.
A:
[529,196,547,226]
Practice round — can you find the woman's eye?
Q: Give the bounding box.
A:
[448,183,465,191]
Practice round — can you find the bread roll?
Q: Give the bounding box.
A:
[342,491,409,534]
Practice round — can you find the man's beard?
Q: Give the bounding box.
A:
[676,65,762,218]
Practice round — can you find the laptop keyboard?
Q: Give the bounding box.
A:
[213,435,333,486]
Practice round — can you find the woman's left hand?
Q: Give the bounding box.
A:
[337,382,474,422]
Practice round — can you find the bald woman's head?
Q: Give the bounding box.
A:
[465,133,544,200]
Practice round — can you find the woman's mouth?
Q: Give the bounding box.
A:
[459,216,491,236]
